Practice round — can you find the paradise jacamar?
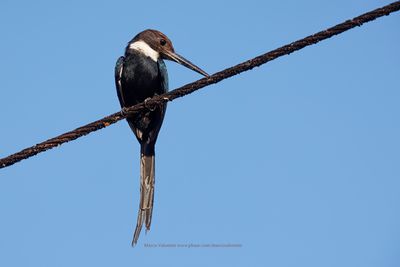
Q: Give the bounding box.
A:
[114,29,208,245]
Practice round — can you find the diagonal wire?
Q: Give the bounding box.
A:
[1,1,400,169]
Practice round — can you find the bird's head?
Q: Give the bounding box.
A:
[127,29,209,77]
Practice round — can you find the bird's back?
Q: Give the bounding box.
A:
[119,51,166,107]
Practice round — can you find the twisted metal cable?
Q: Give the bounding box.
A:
[1,1,399,169]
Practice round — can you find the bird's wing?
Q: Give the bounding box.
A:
[157,59,169,94]
[156,59,168,120]
[115,56,125,107]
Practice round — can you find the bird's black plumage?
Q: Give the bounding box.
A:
[115,50,168,155]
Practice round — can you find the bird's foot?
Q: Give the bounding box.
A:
[144,97,157,111]
[121,107,130,116]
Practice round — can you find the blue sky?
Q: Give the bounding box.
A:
[0,0,399,266]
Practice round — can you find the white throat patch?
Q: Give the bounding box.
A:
[129,40,159,62]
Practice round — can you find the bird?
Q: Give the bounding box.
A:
[114,29,209,246]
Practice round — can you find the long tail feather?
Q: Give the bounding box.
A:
[132,152,155,246]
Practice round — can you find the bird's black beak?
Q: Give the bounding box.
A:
[163,51,209,77]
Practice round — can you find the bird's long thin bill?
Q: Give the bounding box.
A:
[165,51,209,77]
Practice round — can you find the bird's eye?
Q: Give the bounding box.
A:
[160,39,166,46]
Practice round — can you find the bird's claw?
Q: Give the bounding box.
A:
[144,98,157,111]
[121,107,130,116]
